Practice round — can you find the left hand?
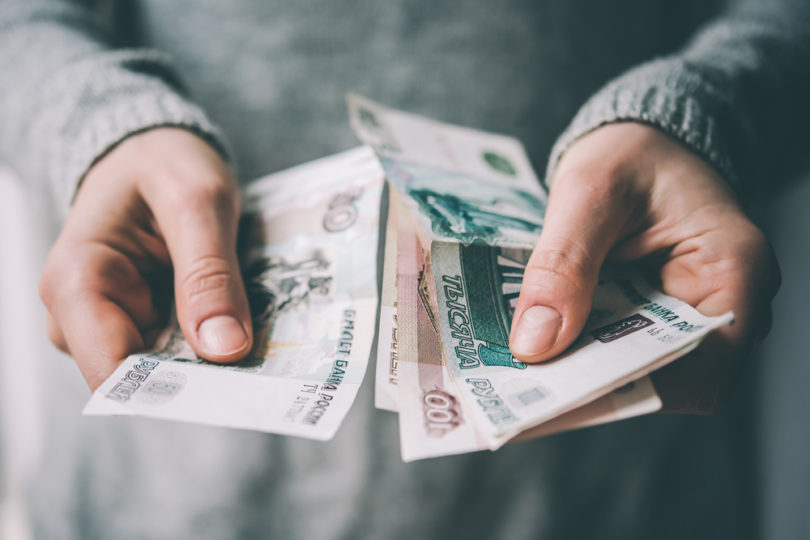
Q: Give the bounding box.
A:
[39,128,253,391]
[508,123,780,413]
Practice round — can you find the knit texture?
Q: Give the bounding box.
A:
[546,57,743,191]
[0,3,230,214]
[546,0,810,196]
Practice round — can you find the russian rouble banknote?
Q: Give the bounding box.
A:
[85,147,383,440]
[348,94,733,459]
[386,192,666,461]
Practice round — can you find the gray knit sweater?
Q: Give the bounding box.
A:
[0,1,808,539]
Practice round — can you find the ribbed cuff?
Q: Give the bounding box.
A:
[49,50,232,214]
[545,57,751,195]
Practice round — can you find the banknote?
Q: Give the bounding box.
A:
[398,261,485,461]
[347,93,547,249]
[392,193,484,461]
[84,147,384,440]
[510,362,665,443]
[431,242,733,448]
[393,199,661,461]
[374,188,400,412]
[393,190,423,424]
[349,96,733,451]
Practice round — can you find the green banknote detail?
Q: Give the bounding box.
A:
[482,151,517,176]
[435,243,530,371]
[381,157,545,246]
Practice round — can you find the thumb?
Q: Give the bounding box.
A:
[510,173,640,363]
[144,173,253,363]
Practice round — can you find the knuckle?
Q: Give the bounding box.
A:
[525,248,593,295]
[699,221,774,286]
[63,255,104,295]
[554,167,629,201]
[39,246,91,306]
[550,169,644,230]
[195,179,239,213]
[181,255,237,300]
[166,173,239,216]
[730,227,775,281]
[734,224,769,259]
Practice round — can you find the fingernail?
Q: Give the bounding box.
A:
[198,315,248,356]
[511,306,561,357]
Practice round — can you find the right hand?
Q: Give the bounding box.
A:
[39,128,253,391]
[508,123,780,414]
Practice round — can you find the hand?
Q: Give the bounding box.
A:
[509,123,780,413]
[39,128,253,391]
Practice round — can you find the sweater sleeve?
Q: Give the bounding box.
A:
[546,0,810,199]
[0,1,231,215]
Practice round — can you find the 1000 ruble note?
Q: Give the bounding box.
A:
[432,243,731,448]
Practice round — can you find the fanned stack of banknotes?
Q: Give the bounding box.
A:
[84,95,733,461]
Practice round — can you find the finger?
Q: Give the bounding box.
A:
[40,244,158,387]
[653,273,762,414]
[662,226,778,347]
[53,292,145,391]
[56,243,165,330]
[46,311,69,354]
[510,172,642,363]
[141,168,253,363]
[648,283,743,414]
[655,228,778,413]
